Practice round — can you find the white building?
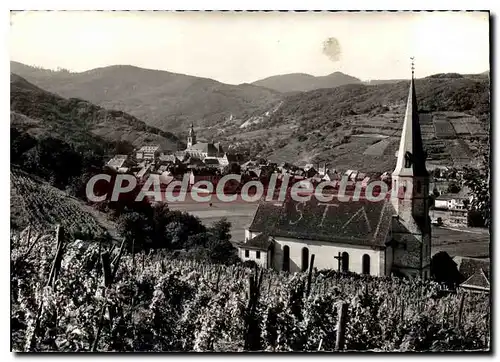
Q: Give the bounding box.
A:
[136,145,160,160]
[236,71,431,279]
[434,188,471,210]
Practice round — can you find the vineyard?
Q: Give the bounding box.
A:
[10,168,108,239]
[11,226,490,352]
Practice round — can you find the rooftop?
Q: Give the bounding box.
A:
[247,196,394,248]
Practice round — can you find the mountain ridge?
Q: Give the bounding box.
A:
[252,71,362,92]
[10,61,283,133]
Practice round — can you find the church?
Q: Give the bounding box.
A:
[182,124,224,159]
[236,71,432,279]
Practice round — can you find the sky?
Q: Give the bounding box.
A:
[9,11,490,84]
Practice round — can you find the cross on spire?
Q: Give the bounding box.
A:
[410,56,415,78]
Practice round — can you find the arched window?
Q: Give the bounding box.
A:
[405,151,412,168]
[362,254,370,275]
[341,252,349,272]
[301,247,309,272]
[282,245,290,272]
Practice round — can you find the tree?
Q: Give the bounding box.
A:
[222,162,241,175]
[461,149,490,227]
[205,218,239,265]
[430,251,462,289]
[447,181,461,194]
[117,212,153,251]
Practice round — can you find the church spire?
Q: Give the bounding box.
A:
[187,123,196,148]
[392,58,428,177]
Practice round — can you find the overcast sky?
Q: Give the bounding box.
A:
[10,11,489,84]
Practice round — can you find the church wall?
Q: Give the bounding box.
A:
[391,231,423,274]
[271,236,384,276]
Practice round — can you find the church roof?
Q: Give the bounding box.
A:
[247,197,394,248]
[236,233,273,250]
[247,202,283,233]
[393,76,428,177]
[188,142,218,154]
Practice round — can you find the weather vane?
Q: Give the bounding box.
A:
[410,57,415,77]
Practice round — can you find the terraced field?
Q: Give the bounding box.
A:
[363,138,394,156]
[433,118,457,139]
[450,119,471,135]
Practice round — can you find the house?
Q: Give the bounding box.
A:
[236,71,432,278]
[431,188,471,227]
[434,188,471,210]
[106,154,129,170]
[453,256,490,293]
[345,169,357,180]
[189,169,221,186]
[304,167,317,178]
[203,157,221,168]
[430,208,468,227]
[136,145,160,160]
[322,170,339,182]
[217,153,238,167]
[158,154,179,165]
[185,157,205,169]
[234,233,273,268]
[317,163,329,176]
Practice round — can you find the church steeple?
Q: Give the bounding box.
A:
[390,59,432,280]
[392,58,428,178]
[187,123,196,148]
[391,59,429,217]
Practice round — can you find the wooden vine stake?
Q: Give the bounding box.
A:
[91,238,126,352]
[456,293,465,330]
[243,266,264,351]
[335,302,348,351]
[28,225,64,351]
[306,254,315,297]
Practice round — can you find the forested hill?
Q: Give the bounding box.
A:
[10,61,283,132]
[11,73,181,151]
[268,73,490,130]
[220,73,490,170]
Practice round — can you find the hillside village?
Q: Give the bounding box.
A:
[106,125,476,230]
[9,12,491,352]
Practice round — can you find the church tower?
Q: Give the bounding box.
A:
[187,123,196,148]
[390,60,431,279]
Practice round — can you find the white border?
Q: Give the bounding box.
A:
[2,1,497,360]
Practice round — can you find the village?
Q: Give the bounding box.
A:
[105,126,474,229]
[102,73,487,295]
